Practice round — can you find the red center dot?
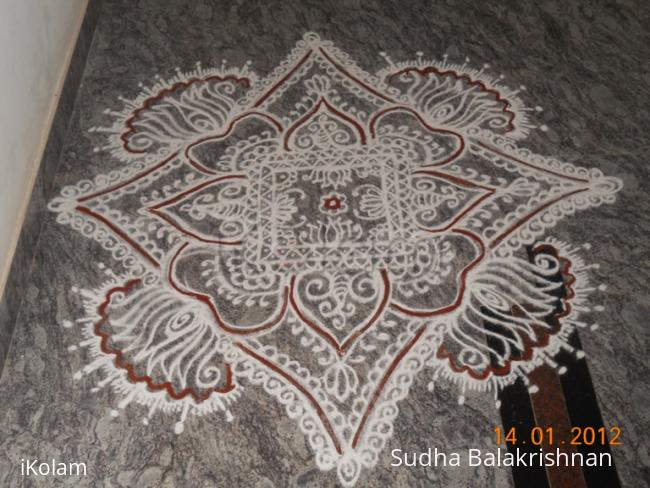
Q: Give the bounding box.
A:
[324,197,342,210]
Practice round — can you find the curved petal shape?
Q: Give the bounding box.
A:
[121,75,252,154]
[434,244,577,383]
[390,230,485,317]
[290,268,390,354]
[409,170,495,232]
[168,243,289,336]
[369,107,465,167]
[95,278,237,402]
[384,66,523,136]
[285,98,366,150]
[148,175,248,244]
[185,111,283,174]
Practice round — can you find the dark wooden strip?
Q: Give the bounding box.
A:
[556,331,622,488]
[497,378,551,488]
[486,315,550,488]
[529,364,588,488]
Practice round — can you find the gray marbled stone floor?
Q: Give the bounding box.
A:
[0,0,648,486]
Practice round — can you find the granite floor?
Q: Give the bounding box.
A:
[0,1,648,487]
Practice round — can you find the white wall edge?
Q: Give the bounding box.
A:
[0,0,90,298]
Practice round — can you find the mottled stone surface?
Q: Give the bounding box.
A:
[0,0,102,375]
[0,0,648,486]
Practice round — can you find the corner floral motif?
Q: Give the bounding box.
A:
[49,32,622,486]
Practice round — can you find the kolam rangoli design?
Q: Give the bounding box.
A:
[50,33,622,486]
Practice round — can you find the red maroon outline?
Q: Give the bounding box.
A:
[413,169,496,233]
[78,151,180,203]
[390,228,486,317]
[167,242,289,336]
[84,45,597,453]
[386,66,517,133]
[253,46,399,110]
[253,50,314,108]
[351,324,426,448]
[184,111,284,175]
[284,98,367,150]
[436,244,577,381]
[368,106,465,166]
[476,141,590,184]
[147,174,247,245]
[95,279,236,402]
[236,342,343,455]
[317,47,399,104]
[75,206,160,268]
[488,187,589,249]
[121,75,251,154]
[289,269,391,356]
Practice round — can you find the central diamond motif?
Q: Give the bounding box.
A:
[244,137,416,272]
